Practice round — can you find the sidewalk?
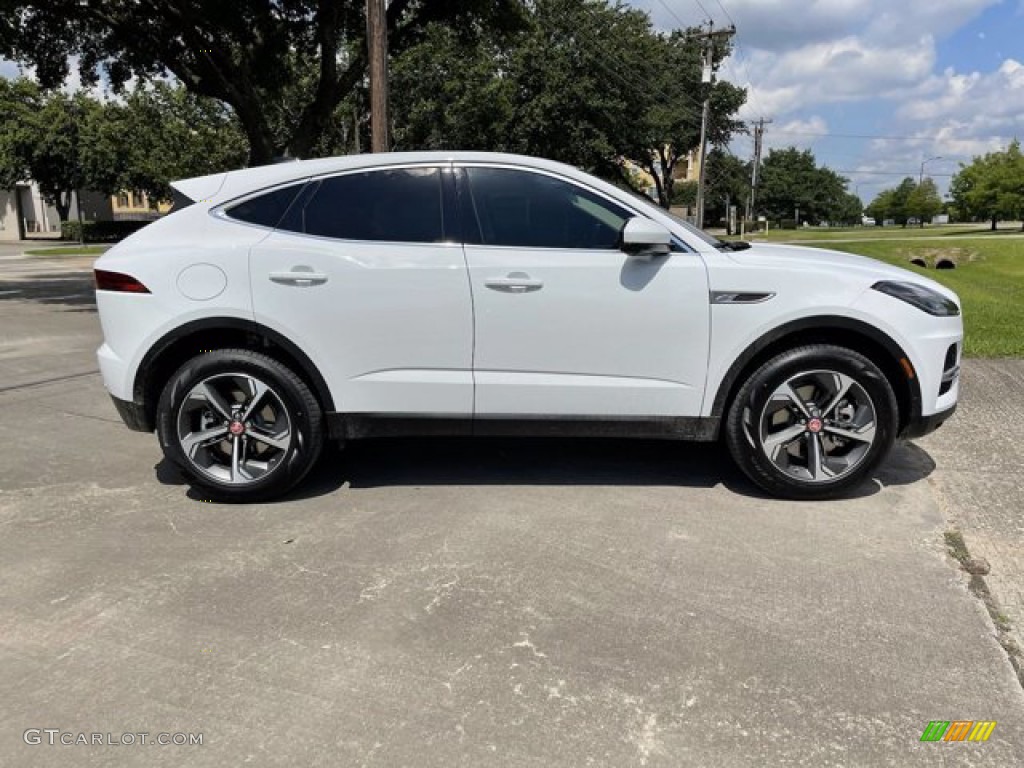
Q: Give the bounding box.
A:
[919,359,1024,684]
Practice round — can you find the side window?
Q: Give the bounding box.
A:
[225,183,305,228]
[278,167,445,243]
[463,167,631,249]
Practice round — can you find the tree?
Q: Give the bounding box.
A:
[756,147,849,224]
[0,77,247,221]
[0,0,524,165]
[864,188,896,224]
[866,177,917,227]
[113,82,248,202]
[833,192,864,227]
[617,28,746,208]
[0,78,119,222]
[701,149,750,229]
[904,177,943,227]
[390,1,746,208]
[950,140,1024,230]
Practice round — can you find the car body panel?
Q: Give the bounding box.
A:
[93,151,962,447]
[250,232,474,415]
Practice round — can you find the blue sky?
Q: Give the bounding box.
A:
[632,0,1024,202]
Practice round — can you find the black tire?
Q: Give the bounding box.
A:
[724,344,898,500]
[156,349,324,503]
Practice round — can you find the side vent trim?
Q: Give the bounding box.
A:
[710,291,776,305]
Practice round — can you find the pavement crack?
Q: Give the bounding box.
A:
[0,369,99,394]
[945,529,1024,690]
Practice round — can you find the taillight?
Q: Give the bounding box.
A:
[94,269,151,294]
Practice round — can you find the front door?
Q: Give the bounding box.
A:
[459,166,710,418]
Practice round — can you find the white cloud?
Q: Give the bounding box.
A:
[634,0,1020,201]
[729,35,936,118]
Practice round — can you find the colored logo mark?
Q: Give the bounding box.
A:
[920,721,996,742]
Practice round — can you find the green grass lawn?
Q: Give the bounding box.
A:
[737,223,1023,243]
[820,238,1024,357]
[24,245,109,257]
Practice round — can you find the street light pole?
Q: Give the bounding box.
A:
[919,155,942,185]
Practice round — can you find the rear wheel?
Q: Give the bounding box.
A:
[156,349,324,503]
[725,345,898,500]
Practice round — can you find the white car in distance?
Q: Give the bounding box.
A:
[93,152,962,502]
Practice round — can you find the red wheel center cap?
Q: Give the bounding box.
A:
[229,420,246,436]
[807,418,823,434]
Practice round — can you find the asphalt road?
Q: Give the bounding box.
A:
[1,253,1022,767]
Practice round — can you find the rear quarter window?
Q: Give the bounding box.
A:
[224,184,306,228]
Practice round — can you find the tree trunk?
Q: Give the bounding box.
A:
[242,120,278,166]
[991,216,997,231]
[53,190,72,224]
[648,167,666,209]
[54,200,70,224]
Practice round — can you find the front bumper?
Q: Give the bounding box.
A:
[901,402,957,440]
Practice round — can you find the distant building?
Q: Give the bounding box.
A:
[621,148,701,201]
[0,182,62,241]
[0,183,169,241]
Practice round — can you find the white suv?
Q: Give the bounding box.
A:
[94,152,962,502]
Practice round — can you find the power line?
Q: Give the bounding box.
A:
[655,0,695,28]
[711,0,736,27]
[833,169,955,177]
[686,0,714,22]
[772,129,1019,142]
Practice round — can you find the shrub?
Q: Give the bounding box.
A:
[60,220,152,243]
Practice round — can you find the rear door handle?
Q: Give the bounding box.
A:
[269,268,328,287]
[484,272,543,293]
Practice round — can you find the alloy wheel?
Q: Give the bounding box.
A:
[175,373,293,485]
[752,369,878,484]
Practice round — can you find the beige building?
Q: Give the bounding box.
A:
[0,184,170,241]
[0,183,62,240]
[621,148,701,200]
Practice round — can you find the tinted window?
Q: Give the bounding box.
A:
[225,184,304,228]
[463,167,631,249]
[280,167,445,243]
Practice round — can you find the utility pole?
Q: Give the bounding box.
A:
[691,21,735,230]
[366,0,389,153]
[747,117,772,224]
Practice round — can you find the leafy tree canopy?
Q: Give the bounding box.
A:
[756,147,851,224]
[0,0,524,164]
[949,140,1024,230]
[0,77,246,220]
[867,176,944,227]
[390,0,746,207]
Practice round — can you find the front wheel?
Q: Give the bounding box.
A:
[156,349,324,503]
[725,345,898,500]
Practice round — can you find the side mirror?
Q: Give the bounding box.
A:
[621,217,672,258]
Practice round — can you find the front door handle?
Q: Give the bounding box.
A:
[269,267,328,287]
[484,272,543,293]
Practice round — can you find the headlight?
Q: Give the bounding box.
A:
[871,281,960,317]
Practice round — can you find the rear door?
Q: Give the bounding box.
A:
[459,165,710,418]
[247,164,474,415]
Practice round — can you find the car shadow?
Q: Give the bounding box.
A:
[154,436,936,504]
[0,272,96,311]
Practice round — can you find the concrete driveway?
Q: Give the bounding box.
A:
[1,255,1021,766]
